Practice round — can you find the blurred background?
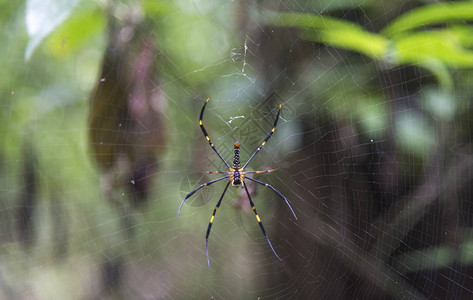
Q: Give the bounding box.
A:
[1,0,473,298]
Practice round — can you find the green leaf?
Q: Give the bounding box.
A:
[462,238,473,264]
[44,8,105,57]
[394,30,473,68]
[262,11,362,32]
[301,28,389,60]
[393,235,473,273]
[25,0,79,60]
[451,25,473,48]
[263,11,390,60]
[393,245,454,273]
[424,88,456,121]
[382,1,473,37]
[355,95,387,139]
[396,112,434,159]
[142,0,175,18]
[416,58,453,92]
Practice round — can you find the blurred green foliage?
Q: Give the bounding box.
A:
[1,0,473,298]
[266,1,473,91]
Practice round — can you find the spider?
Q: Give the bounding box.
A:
[178,97,297,268]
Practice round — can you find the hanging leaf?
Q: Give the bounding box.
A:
[89,20,166,207]
[382,1,473,37]
[24,0,79,59]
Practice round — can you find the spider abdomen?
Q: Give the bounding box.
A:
[232,170,242,186]
[233,141,240,168]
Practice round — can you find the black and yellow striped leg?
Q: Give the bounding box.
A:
[200,98,232,169]
[178,175,230,216]
[243,182,282,261]
[242,104,282,169]
[245,176,297,220]
[206,171,230,174]
[205,181,231,269]
[242,168,279,174]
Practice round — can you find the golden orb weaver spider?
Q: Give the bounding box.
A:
[178,97,297,269]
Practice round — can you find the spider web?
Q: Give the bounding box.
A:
[1,0,473,299]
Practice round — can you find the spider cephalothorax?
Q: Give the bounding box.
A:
[178,97,297,268]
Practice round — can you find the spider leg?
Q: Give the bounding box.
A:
[241,168,279,174]
[242,104,282,169]
[200,98,232,169]
[205,181,231,269]
[245,176,297,220]
[178,175,230,216]
[206,171,231,174]
[243,182,281,261]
